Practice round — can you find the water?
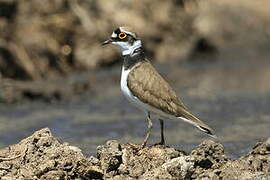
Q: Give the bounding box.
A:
[0,59,269,158]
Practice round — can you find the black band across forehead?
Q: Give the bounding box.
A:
[114,28,121,35]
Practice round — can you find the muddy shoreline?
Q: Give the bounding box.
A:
[0,128,269,179]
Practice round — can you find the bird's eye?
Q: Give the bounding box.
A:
[118,32,127,39]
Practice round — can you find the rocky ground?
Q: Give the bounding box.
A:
[0,128,269,179]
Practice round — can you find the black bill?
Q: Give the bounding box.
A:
[101,39,113,46]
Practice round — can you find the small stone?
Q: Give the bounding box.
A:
[97,140,122,173]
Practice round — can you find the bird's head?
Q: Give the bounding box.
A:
[102,27,142,56]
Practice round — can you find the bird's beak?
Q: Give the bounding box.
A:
[102,38,113,46]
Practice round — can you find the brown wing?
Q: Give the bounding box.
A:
[127,61,216,137]
[127,61,188,117]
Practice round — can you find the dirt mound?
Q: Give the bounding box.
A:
[0,128,269,179]
[0,128,103,179]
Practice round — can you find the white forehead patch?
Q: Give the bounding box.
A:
[119,27,137,38]
[111,32,117,38]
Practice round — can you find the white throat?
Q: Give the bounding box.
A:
[123,40,142,56]
[113,40,142,56]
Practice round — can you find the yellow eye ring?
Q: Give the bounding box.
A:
[118,32,127,39]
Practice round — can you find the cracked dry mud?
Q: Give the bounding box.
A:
[0,128,269,179]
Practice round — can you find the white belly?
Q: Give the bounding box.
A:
[120,67,147,112]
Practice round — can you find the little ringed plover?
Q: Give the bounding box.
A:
[102,27,216,147]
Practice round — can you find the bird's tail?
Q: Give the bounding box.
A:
[177,110,217,138]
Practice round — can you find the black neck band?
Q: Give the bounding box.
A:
[123,48,146,70]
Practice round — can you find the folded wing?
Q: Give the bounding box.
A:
[127,61,216,137]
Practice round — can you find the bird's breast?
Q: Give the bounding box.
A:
[120,67,131,99]
[120,67,146,111]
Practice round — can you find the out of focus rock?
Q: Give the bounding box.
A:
[1,0,270,80]
[0,71,92,103]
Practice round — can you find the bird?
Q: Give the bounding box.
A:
[102,27,216,147]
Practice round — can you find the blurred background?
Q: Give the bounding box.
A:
[0,0,269,157]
